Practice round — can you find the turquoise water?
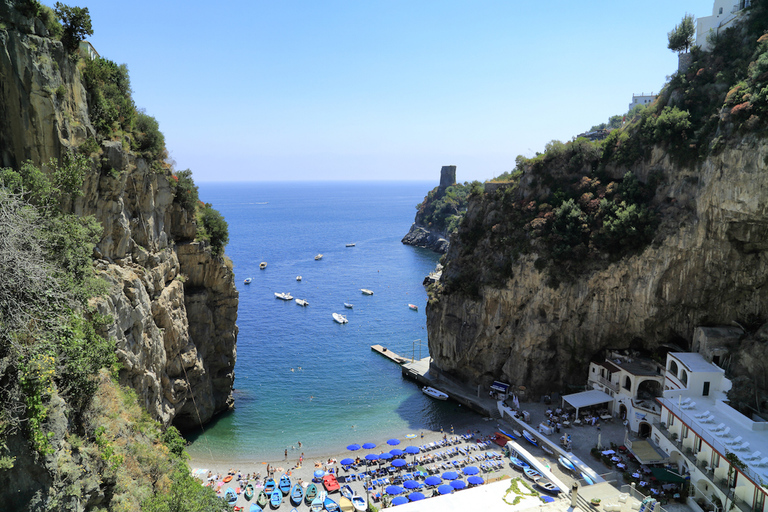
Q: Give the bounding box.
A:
[186,182,482,464]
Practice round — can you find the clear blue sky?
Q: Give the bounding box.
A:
[68,0,713,182]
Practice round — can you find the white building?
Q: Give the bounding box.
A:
[629,93,657,111]
[650,352,768,512]
[587,354,664,436]
[696,0,752,51]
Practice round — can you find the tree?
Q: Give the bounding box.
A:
[667,14,695,54]
[54,3,93,53]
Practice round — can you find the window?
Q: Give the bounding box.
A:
[703,382,710,396]
[669,360,679,376]
[719,7,723,14]
[624,376,632,391]
[681,370,688,386]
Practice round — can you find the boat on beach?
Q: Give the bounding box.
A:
[558,455,577,473]
[264,477,276,493]
[290,483,304,505]
[323,473,341,493]
[295,298,309,306]
[509,456,530,471]
[249,503,263,512]
[523,467,542,481]
[270,489,282,508]
[244,482,255,501]
[279,474,291,495]
[333,313,348,324]
[344,303,353,308]
[304,483,318,505]
[257,490,269,508]
[323,494,340,512]
[260,262,267,269]
[360,289,373,295]
[315,254,323,260]
[244,277,252,285]
[339,497,354,511]
[351,495,366,511]
[541,443,554,456]
[522,430,538,447]
[275,292,293,300]
[311,491,327,512]
[340,484,354,500]
[534,477,561,495]
[224,487,238,505]
[408,304,418,310]
[422,386,448,400]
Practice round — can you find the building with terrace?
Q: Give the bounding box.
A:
[651,352,768,512]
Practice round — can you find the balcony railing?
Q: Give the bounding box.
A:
[590,375,618,392]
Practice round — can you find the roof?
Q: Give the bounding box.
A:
[670,352,721,373]
[561,390,614,410]
[598,360,622,373]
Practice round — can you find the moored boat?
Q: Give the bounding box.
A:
[558,455,577,473]
[304,483,318,505]
[339,496,354,512]
[360,289,373,295]
[332,313,348,324]
[422,386,448,400]
[523,467,542,481]
[244,277,252,284]
[324,494,340,512]
[509,456,530,471]
[534,477,561,495]
[245,482,255,501]
[260,262,267,269]
[345,243,355,247]
[522,430,538,447]
[311,490,326,512]
[295,298,309,306]
[323,473,341,493]
[224,487,238,505]
[351,495,367,511]
[257,490,269,508]
[249,504,263,512]
[279,474,291,495]
[341,484,354,500]
[275,292,293,300]
[315,254,323,260]
[264,477,276,494]
[270,489,282,508]
[296,275,302,281]
[344,303,353,308]
[290,483,304,505]
[408,303,418,310]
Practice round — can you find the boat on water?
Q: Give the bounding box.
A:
[304,483,318,505]
[534,477,561,495]
[522,430,538,447]
[351,495,367,511]
[339,497,354,512]
[311,491,327,512]
[264,477,276,494]
[333,313,348,324]
[270,489,283,508]
[296,276,302,281]
[344,303,353,308]
[509,456,530,471]
[408,304,418,311]
[323,473,341,493]
[295,298,309,306]
[290,483,304,505]
[279,474,291,495]
[315,254,323,260]
[558,455,577,473]
[244,277,252,285]
[224,487,238,506]
[422,386,448,400]
[360,289,373,295]
[323,494,340,512]
[260,262,267,269]
[257,490,269,508]
[340,484,354,500]
[345,243,355,247]
[245,482,255,501]
[523,467,542,481]
[275,292,293,300]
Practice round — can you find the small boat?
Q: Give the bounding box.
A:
[534,477,561,495]
[296,276,302,281]
[422,386,448,400]
[257,490,269,508]
[351,495,367,511]
[344,303,353,308]
[408,304,418,311]
[322,473,341,493]
[581,472,595,485]
[290,483,304,505]
[509,456,530,471]
[333,313,348,324]
[345,243,355,247]
[279,474,291,496]
[311,490,326,512]
[245,482,255,501]
[315,254,323,260]
[324,494,340,512]
[339,497,354,512]
[360,289,373,295]
[512,430,523,438]
[264,477,276,494]
[295,298,309,306]
[250,504,263,512]
[341,484,354,500]
[223,475,233,483]
[304,483,318,505]
[541,444,554,456]
[275,292,293,300]
[523,467,542,481]
[260,262,267,269]
[225,487,238,505]
[522,430,538,447]
[244,277,252,285]
[270,489,283,508]
[558,456,577,473]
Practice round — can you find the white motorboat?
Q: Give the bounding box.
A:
[344,303,353,309]
[360,289,373,295]
[345,243,355,247]
[275,292,293,301]
[408,304,418,311]
[259,262,267,269]
[295,299,308,307]
[422,386,448,400]
[296,276,302,281]
[315,254,323,260]
[244,278,252,285]
[332,313,348,324]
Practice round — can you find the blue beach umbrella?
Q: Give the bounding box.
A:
[462,466,480,475]
[442,471,459,481]
[385,485,404,495]
[404,446,420,455]
[365,454,379,461]
[379,452,393,460]
[467,475,484,486]
[347,444,361,451]
[391,459,407,468]
[437,484,454,495]
[314,470,325,479]
[425,475,442,486]
[387,438,401,446]
[403,479,420,489]
[408,492,426,501]
[392,496,409,506]
[341,458,355,465]
[362,442,376,450]
[390,448,405,456]
[450,480,467,490]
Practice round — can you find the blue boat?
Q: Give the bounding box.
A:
[509,456,530,471]
[249,504,263,512]
[264,477,276,494]
[534,477,562,495]
[224,487,238,506]
[305,483,318,506]
[581,472,595,485]
[523,467,542,481]
[311,491,326,512]
[279,474,291,496]
[522,430,538,447]
[269,489,283,508]
[340,484,354,500]
[558,456,577,473]
[323,494,340,512]
[290,483,304,505]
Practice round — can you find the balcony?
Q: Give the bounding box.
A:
[590,375,618,392]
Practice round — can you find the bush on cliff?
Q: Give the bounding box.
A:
[415,181,483,234]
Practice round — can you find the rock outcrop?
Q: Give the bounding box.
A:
[427,140,768,395]
[401,223,450,253]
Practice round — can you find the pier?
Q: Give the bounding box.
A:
[370,344,410,364]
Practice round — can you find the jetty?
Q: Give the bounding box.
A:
[370,344,410,364]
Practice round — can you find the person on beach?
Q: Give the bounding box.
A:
[285,448,288,460]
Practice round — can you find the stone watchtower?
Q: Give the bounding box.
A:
[439,165,457,191]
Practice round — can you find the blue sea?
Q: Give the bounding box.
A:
[186,182,483,464]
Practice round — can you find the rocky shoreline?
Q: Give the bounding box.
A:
[401,223,449,254]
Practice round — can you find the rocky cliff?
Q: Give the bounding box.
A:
[401,222,450,253]
[427,140,768,396]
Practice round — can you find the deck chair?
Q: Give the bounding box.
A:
[715,426,731,437]
[756,457,768,467]
[736,442,750,452]
[744,451,761,461]
[695,410,711,419]
[725,436,743,446]
[681,401,696,410]
[700,415,715,424]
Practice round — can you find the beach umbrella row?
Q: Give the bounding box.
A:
[390,448,405,456]
[347,444,361,451]
[442,471,459,481]
[451,480,467,490]
[386,485,405,495]
[462,466,480,475]
[387,438,401,446]
[391,459,406,468]
[409,492,425,501]
[437,484,454,495]
[404,446,421,455]
[403,480,420,490]
[424,475,442,486]
[467,475,485,486]
[392,496,409,506]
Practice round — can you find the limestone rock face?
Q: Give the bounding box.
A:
[427,141,768,395]
[401,223,449,254]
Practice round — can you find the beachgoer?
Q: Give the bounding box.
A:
[298,441,302,449]
[420,431,424,439]
[285,448,288,460]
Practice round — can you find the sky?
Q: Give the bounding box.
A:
[66,0,715,182]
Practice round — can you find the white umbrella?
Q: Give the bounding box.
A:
[597,433,602,450]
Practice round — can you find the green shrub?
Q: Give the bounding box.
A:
[173,169,199,214]
[82,57,136,138]
[132,111,165,161]
[199,204,229,257]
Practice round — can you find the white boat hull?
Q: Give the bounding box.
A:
[333,313,348,324]
[422,386,448,400]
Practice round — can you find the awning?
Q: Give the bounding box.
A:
[650,467,687,483]
[491,381,510,393]
[561,390,614,416]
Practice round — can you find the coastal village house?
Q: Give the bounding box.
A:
[629,93,658,111]
[696,0,752,51]
[587,352,664,436]
[646,352,768,512]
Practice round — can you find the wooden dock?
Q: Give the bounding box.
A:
[370,344,410,364]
